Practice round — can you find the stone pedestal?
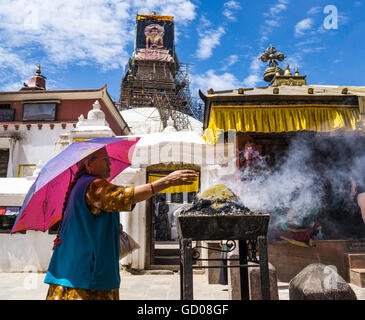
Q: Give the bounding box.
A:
[205,241,222,284]
[227,247,279,300]
[249,262,279,300]
[289,263,357,300]
[227,248,240,300]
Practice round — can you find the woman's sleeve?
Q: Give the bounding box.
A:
[86,179,135,216]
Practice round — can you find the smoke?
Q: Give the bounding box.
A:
[239,139,321,217]
[217,133,365,239]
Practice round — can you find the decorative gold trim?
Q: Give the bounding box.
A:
[73,138,92,143]
[17,164,36,177]
[137,14,173,21]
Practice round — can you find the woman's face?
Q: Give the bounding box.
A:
[85,150,111,179]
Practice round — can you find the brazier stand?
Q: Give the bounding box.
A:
[177,214,271,300]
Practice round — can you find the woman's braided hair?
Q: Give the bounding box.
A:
[52,149,104,250]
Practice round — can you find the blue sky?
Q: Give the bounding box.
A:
[0,0,364,103]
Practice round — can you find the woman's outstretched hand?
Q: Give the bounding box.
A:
[165,170,197,186]
[132,170,198,204]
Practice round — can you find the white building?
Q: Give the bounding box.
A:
[0,67,131,272]
[0,97,235,272]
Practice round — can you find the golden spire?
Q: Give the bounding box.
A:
[36,64,41,75]
[295,66,299,76]
[284,64,292,76]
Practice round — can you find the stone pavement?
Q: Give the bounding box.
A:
[0,271,364,300]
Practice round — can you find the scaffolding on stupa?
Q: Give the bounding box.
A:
[119,13,195,131]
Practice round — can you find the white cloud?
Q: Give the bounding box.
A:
[302,47,325,54]
[221,54,239,70]
[265,19,280,27]
[222,1,242,21]
[295,37,320,47]
[0,46,34,78]
[191,69,241,93]
[242,56,262,88]
[354,1,363,7]
[0,0,198,86]
[0,1,133,68]
[134,0,196,24]
[0,45,36,91]
[243,74,260,88]
[295,18,314,37]
[307,7,321,15]
[200,16,212,29]
[338,13,350,26]
[264,0,289,17]
[196,26,225,60]
[260,0,289,45]
[285,54,302,70]
[1,81,23,92]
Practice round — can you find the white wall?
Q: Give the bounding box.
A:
[0,231,54,272]
[0,129,237,272]
[0,124,73,272]
[0,123,75,177]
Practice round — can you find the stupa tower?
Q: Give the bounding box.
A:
[119,12,193,131]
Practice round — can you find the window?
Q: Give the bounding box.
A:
[0,207,25,234]
[23,103,57,121]
[0,149,9,177]
[171,192,183,203]
[0,104,14,122]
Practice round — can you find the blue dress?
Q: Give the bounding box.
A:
[44,174,120,290]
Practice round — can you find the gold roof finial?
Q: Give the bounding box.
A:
[295,66,299,76]
[275,67,281,76]
[259,45,287,82]
[258,45,286,67]
[36,64,41,75]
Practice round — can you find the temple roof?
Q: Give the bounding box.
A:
[200,85,365,99]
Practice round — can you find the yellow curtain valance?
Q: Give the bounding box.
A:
[203,104,360,144]
[147,173,200,194]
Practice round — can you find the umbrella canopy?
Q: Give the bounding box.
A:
[11,137,140,233]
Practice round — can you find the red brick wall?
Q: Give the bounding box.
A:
[1,98,124,135]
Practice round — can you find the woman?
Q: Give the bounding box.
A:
[44,148,197,300]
